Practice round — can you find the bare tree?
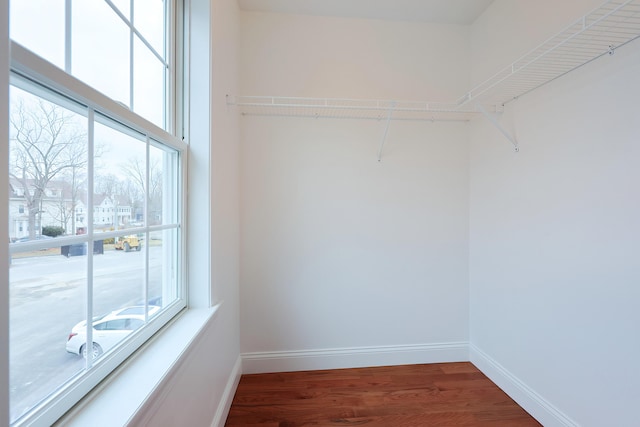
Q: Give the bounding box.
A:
[122,158,146,196]
[9,98,87,238]
[52,169,87,234]
[121,157,163,224]
[95,173,122,198]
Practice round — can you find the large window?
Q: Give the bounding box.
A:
[7,1,185,425]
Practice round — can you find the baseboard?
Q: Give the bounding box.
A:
[242,342,469,374]
[470,344,578,427]
[211,355,242,427]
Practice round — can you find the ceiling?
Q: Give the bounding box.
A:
[237,0,495,25]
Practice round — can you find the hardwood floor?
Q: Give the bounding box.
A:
[225,362,542,426]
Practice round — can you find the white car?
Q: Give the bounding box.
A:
[66,305,160,358]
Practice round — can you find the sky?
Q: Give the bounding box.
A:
[8,0,173,233]
[9,0,167,128]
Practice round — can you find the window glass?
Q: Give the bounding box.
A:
[72,0,130,105]
[134,0,165,56]
[148,229,180,308]
[127,318,144,330]
[9,0,65,68]
[118,306,146,316]
[9,86,88,241]
[134,35,166,128]
[91,233,145,360]
[104,319,127,330]
[12,0,172,130]
[94,119,147,230]
[8,85,90,424]
[9,248,87,424]
[110,0,131,20]
[149,142,179,226]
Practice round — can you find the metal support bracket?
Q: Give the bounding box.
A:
[477,104,519,152]
[377,102,396,162]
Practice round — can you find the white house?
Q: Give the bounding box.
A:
[8,178,134,239]
[92,194,133,231]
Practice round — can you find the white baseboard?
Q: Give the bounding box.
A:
[242,342,469,374]
[470,344,578,427]
[211,355,242,427]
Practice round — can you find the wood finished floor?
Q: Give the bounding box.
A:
[225,362,542,426]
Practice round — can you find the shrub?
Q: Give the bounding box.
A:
[42,226,65,237]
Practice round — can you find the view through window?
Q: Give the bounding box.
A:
[7,1,185,425]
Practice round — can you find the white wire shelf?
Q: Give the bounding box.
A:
[230,0,640,121]
[458,0,640,107]
[227,96,493,122]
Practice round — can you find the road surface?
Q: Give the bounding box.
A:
[9,245,166,423]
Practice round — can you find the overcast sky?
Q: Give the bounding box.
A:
[10,0,166,127]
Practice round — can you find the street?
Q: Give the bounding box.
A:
[9,245,165,423]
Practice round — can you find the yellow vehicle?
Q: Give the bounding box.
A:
[114,235,141,252]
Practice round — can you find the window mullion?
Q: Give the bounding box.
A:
[85,107,95,369]
[10,43,185,150]
[166,0,173,135]
[129,0,134,111]
[144,136,150,322]
[132,27,169,67]
[103,0,168,67]
[65,0,72,73]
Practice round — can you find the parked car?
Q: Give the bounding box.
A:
[66,305,160,358]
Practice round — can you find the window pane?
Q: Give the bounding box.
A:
[72,0,130,105]
[9,86,88,241]
[134,36,165,128]
[134,0,165,56]
[91,233,147,360]
[111,0,131,21]
[9,249,87,424]
[10,0,65,69]
[148,229,180,308]
[94,119,146,230]
[149,143,178,226]
[8,85,89,423]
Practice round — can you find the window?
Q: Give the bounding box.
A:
[7,1,186,426]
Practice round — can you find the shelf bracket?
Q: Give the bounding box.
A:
[377,102,396,162]
[477,104,519,152]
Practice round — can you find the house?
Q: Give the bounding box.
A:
[8,178,79,239]
[8,177,134,239]
[1,1,638,427]
[92,194,134,230]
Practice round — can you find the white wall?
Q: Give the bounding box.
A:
[241,11,471,101]
[138,0,241,425]
[470,0,602,87]
[469,1,640,426]
[239,12,470,370]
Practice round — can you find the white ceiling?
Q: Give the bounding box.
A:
[237,0,495,25]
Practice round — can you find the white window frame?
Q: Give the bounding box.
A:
[1,1,11,427]
[3,1,189,426]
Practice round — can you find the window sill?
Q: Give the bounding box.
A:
[55,303,222,427]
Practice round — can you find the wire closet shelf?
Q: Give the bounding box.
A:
[229,0,640,122]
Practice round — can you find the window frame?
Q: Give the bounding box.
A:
[4,1,188,426]
[1,1,10,427]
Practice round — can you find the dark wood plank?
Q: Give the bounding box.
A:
[225,362,542,427]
